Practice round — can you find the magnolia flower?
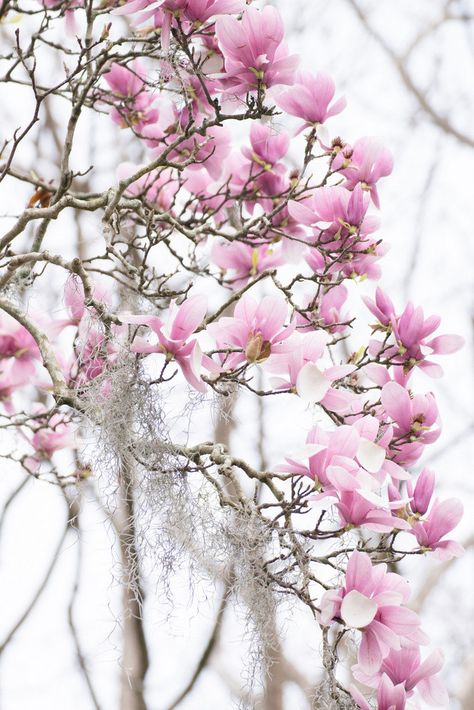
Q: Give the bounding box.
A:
[276,71,346,131]
[289,185,382,280]
[215,6,299,98]
[334,137,393,208]
[211,240,284,289]
[276,421,391,492]
[407,467,435,516]
[124,296,208,392]
[410,498,464,560]
[320,551,427,673]
[381,381,441,465]
[30,412,77,459]
[103,61,158,131]
[115,0,244,51]
[206,292,293,371]
[264,331,356,412]
[350,675,408,710]
[353,644,449,707]
[335,489,411,533]
[0,313,41,380]
[236,122,290,197]
[365,288,464,378]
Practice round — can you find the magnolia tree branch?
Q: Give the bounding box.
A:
[0,2,467,708]
[346,0,474,149]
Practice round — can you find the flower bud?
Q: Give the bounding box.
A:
[245,332,271,363]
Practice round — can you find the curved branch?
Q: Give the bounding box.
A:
[0,476,29,541]
[0,520,69,655]
[66,495,103,710]
[166,581,231,710]
[346,0,474,149]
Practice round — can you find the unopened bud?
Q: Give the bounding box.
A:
[245,333,271,363]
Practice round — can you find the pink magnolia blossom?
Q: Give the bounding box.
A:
[183,0,244,23]
[115,0,244,51]
[211,240,284,289]
[276,71,346,130]
[364,286,395,327]
[243,123,290,166]
[22,409,78,472]
[407,467,435,516]
[295,284,349,334]
[365,288,464,378]
[289,184,372,232]
[335,489,411,533]
[0,313,41,380]
[320,551,427,673]
[410,497,464,560]
[353,644,448,707]
[334,137,394,208]
[351,675,408,710]
[103,61,158,131]
[206,292,293,371]
[215,6,299,98]
[29,412,77,459]
[125,296,208,392]
[277,420,393,492]
[236,122,290,198]
[264,331,356,412]
[289,185,384,279]
[381,381,440,465]
[362,361,410,389]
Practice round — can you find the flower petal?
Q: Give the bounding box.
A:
[341,590,377,629]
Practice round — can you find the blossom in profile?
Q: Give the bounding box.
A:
[334,136,393,208]
[289,184,371,232]
[380,381,440,465]
[410,497,464,560]
[365,288,464,378]
[350,675,408,710]
[125,296,208,392]
[215,6,299,98]
[276,71,346,130]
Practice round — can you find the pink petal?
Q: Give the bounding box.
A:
[427,334,464,355]
[169,295,207,341]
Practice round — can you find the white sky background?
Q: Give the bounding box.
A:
[0,1,473,709]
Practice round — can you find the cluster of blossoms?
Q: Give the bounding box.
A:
[3,0,464,705]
